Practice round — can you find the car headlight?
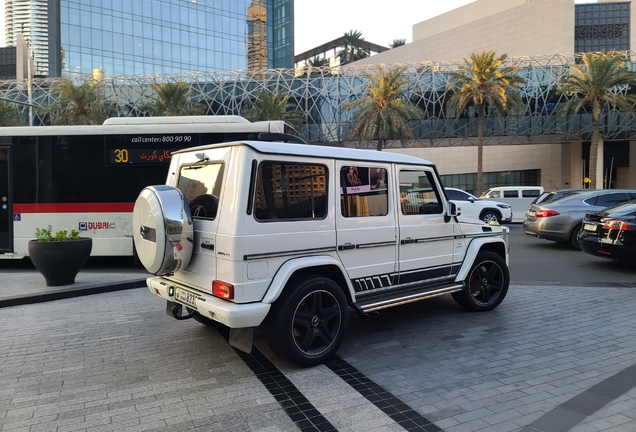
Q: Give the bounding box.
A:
[497,204,511,209]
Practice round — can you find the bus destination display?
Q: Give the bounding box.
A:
[105,134,197,165]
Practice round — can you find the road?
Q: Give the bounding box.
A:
[507,223,636,286]
[2,226,636,432]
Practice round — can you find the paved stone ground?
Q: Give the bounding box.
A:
[2,284,636,432]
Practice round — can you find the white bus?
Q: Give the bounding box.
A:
[0,116,302,259]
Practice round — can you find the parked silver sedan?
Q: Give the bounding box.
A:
[523,189,636,249]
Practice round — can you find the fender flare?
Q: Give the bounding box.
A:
[261,255,354,304]
[455,237,508,282]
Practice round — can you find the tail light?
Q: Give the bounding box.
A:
[602,220,635,231]
[535,209,560,218]
[212,280,234,300]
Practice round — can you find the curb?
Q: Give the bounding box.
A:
[0,279,148,308]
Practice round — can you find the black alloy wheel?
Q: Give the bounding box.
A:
[452,251,509,311]
[266,276,348,367]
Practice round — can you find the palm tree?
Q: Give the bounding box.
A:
[445,51,525,195]
[243,89,305,130]
[40,77,109,125]
[389,39,406,49]
[338,30,369,65]
[140,81,205,116]
[557,50,636,189]
[343,66,424,151]
[0,101,24,126]
[308,56,327,67]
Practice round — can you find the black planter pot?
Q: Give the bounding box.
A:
[28,238,93,286]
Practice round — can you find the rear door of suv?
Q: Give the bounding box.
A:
[335,161,398,294]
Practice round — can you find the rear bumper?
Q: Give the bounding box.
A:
[578,233,634,262]
[522,219,571,242]
[146,277,270,328]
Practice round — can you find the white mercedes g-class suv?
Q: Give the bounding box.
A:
[133,141,510,367]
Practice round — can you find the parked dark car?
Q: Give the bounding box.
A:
[577,200,636,263]
[523,189,636,249]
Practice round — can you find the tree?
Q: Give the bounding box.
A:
[40,77,109,125]
[445,51,525,195]
[0,101,24,126]
[140,81,205,116]
[389,38,406,49]
[308,56,327,67]
[243,89,305,130]
[556,50,636,189]
[343,66,424,151]
[338,30,369,65]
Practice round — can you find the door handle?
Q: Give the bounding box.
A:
[338,243,356,250]
[201,243,214,250]
[401,238,416,244]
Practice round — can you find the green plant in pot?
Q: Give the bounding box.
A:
[28,225,93,286]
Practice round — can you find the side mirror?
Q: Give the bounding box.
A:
[447,201,461,217]
[468,197,475,203]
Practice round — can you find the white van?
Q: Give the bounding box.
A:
[480,186,544,222]
[133,140,511,367]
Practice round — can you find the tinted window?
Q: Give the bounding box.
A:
[522,189,542,198]
[595,193,630,208]
[399,170,443,216]
[254,162,327,221]
[503,190,519,198]
[446,189,470,200]
[340,166,388,217]
[177,162,224,220]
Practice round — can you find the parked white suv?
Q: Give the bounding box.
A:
[133,141,511,367]
[445,188,513,224]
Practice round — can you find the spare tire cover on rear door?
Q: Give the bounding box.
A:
[133,185,194,275]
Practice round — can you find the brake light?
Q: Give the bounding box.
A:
[212,280,234,300]
[602,220,634,231]
[535,209,560,218]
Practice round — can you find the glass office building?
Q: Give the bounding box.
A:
[6,0,294,77]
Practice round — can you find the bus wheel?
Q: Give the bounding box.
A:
[266,276,348,367]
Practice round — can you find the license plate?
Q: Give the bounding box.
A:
[584,223,597,232]
[175,288,198,309]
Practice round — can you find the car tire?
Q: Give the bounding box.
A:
[570,224,582,250]
[452,251,509,311]
[480,210,501,224]
[266,276,348,367]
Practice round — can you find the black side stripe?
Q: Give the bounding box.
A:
[326,356,442,432]
[235,346,337,432]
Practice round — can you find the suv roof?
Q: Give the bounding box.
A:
[174,141,435,166]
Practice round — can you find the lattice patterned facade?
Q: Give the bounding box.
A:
[2,53,636,148]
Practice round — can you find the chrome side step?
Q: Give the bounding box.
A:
[353,283,464,314]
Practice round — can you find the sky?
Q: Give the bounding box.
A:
[293,0,597,55]
[0,1,596,55]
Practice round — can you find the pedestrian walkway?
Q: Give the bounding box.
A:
[0,260,148,308]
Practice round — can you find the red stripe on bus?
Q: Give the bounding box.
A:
[13,203,135,213]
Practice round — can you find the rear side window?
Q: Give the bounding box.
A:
[177,162,225,220]
[446,189,470,200]
[340,166,388,217]
[594,193,630,207]
[254,162,328,221]
[522,189,542,198]
[503,190,519,198]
